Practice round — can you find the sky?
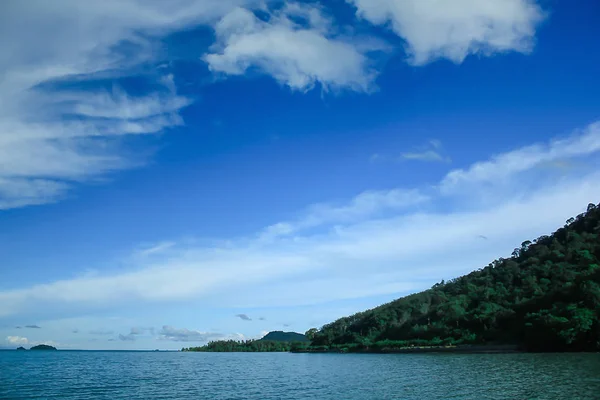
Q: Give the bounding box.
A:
[1,0,599,350]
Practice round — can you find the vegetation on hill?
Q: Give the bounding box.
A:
[29,344,57,351]
[260,331,309,342]
[307,202,600,353]
[182,331,309,352]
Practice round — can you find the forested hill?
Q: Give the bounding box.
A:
[309,202,600,352]
[260,331,308,342]
[181,331,308,352]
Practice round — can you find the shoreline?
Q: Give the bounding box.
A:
[291,344,522,354]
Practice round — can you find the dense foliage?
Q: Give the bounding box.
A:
[260,331,309,342]
[309,202,600,352]
[29,344,57,351]
[182,331,309,352]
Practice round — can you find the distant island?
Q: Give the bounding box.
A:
[182,331,309,352]
[30,344,57,351]
[16,346,27,351]
[302,202,600,353]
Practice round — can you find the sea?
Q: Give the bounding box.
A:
[1,351,599,399]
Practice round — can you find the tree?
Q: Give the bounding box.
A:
[305,328,318,341]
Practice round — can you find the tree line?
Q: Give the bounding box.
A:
[182,339,309,352]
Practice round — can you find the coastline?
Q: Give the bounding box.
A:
[291,344,521,354]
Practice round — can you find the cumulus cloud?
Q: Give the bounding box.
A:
[6,336,28,345]
[158,326,243,342]
[1,121,600,317]
[0,0,258,210]
[347,0,545,65]
[204,4,380,92]
[236,314,252,321]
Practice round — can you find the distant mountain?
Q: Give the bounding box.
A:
[181,330,310,352]
[30,344,57,351]
[16,346,27,351]
[259,331,309,342]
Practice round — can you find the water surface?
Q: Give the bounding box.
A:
[1,351,599,399]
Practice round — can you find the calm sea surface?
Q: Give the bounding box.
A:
[1,351,599,399]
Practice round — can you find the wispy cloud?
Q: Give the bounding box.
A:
[440,122,600,195]
[118,327,153,341]
[235,314,252,321]
[0,0,256,210]
[24,325,41,329]
[400,139,451,163]
[1,122,599,319]
[158,326,243,342]
[400,150,449,163]
[347,0,546,65]
[260,188,428,240]
[89,329,114,336]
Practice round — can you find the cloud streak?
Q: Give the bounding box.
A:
[1,121,599,319]
[158,326,243,342]
[0,0,259,210]
[400,139,451,163]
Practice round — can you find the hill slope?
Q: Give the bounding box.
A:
[310,202,600,352]
[182,331,308,352]
[259,331,308,342]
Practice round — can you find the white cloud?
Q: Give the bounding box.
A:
[0,122,599,319]
[347,0,545,65]
[440,122,600,195]
[6,336,28,345]
[260,188,428,240]
[400,150,448,163]
[158,325,243,342]
[0,0,254,210]
[204,4,380,92]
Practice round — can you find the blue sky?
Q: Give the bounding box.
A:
[1,0,600,350]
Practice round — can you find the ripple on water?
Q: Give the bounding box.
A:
[1,352,600,399]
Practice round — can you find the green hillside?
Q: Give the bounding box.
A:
[182,331,308,352]
[29,344,57,351]
[308,202,600,352]
[259,331,308,342]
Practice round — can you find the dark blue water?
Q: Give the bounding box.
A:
[1,351,599,399]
